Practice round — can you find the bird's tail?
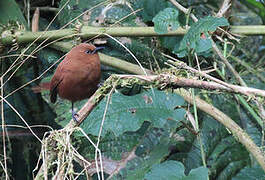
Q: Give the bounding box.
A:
[31,82,51,93]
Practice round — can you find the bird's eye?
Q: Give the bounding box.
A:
[85,49,93,54]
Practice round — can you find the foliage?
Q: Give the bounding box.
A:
[145,161,208,180]
[238,0,265,23]
[232,165,265,180]
[0,0,27,26]
[152,8,180,34]
[0,0,264,179]
[81,89,185,136]
[153,14,229,57]
[175,16,229,57]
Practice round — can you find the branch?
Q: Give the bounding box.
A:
[2,26,265,46]
[116,74,265,97]
[168,0,198,22]
[216,0,232,17]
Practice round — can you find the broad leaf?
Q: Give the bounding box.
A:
[232,165,265,180]
[0,0,27,26]
[174,16,229,57]
[145,160,208,180]
[80,89,186,137]
[182,95,250,179]
[153,8,180,34]
[136,0,169,22]
[77,120,180,179]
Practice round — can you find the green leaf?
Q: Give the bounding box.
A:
[80,89,185,137]
[232,165,265,180]
[145,161,185,179]
[153,8,180,34]
[58,0,136,27]
[181,95,250,179]
[238,0,265,21]
[0,0,27,26]
[76,129,142,160]
[135,0,169,22]
[92,121,178,179]
[117,136,172,180]
[174,16,229,57]
[184,166,209,180]
[145,161,208,180]
[195,38,212,53]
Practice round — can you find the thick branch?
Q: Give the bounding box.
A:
[2,26,265,46]
[117,74,265,97]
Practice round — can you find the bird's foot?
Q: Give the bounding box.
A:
[72,111,79,122]
[97,82,104,88]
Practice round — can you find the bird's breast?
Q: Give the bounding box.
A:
[56,59,101,102]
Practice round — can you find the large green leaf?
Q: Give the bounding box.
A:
[174,16,229,57]
[0,0,27,26]
[145,161,185,179]
[153,8,180,34]
[177,95,251,179]
[111,135,172,179]
[77,119,180,179]
[238,0,265,22]
[232,165,265,180]
[134,0,169,22]
[145,160,208,180]
[58,0,136,27]
[184,166,209,180]
[80,89,186,137]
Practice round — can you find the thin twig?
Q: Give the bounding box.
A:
[95,84,116,180]
[1,77,8,180]
[168,0,198,22]
[0,95,42,143]
[211,40,247,87]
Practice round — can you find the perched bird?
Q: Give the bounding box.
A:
[49,43,103,121]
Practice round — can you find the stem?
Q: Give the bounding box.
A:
[192,88,208,172]
[236,94,263,127]
[2,26,265,46]
[229,55,265,83]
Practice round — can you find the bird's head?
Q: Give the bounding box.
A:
[68,43,104,62]
[76,43,104,54]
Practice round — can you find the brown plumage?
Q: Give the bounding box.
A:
[50,43,102,121]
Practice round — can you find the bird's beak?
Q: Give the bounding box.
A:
[91,47,105,54]
[92,46,105,54]
[95,46,105,52]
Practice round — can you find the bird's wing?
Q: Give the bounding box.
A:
[50,64,64,103]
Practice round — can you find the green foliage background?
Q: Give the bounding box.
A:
[0,0,264,179]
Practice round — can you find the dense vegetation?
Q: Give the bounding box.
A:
[0,0,264,179]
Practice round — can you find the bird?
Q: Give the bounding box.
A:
[49,43,103,122]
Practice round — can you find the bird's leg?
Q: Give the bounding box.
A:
[72,102,79,122]
[97,82,103,88]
